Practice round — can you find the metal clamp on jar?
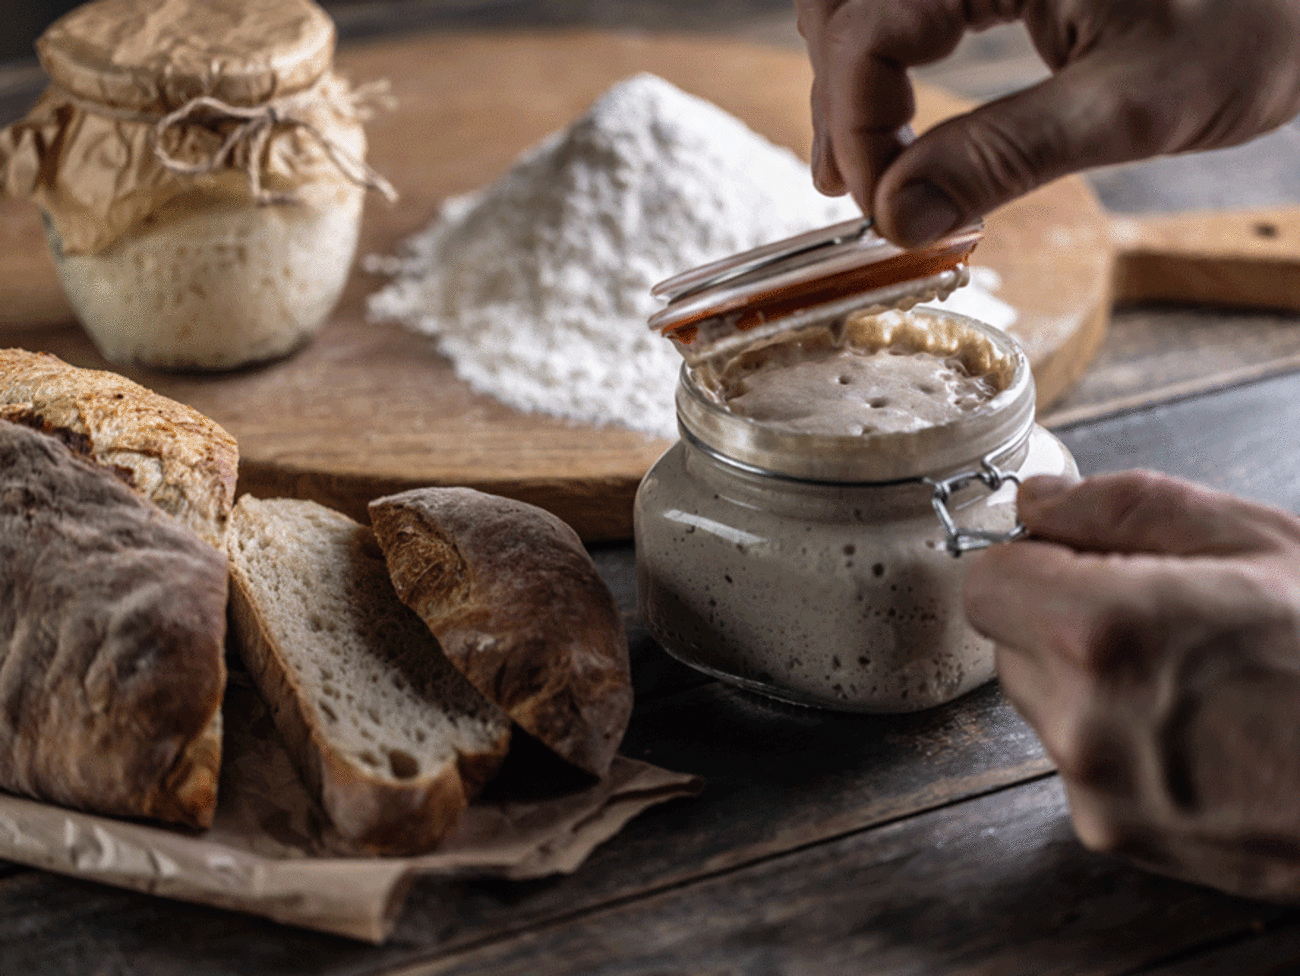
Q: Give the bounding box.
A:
[634,218,1077,713]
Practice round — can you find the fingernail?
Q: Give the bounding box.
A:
[891,181,962,247]
[810,140,831,194]
[1018,475,1074,507]
[811,141,846,196]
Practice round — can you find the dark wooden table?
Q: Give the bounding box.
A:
[6,5,1300,974]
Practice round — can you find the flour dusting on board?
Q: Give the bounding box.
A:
[366,73,1014,438]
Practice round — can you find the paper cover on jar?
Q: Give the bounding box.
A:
[0,0,395,256]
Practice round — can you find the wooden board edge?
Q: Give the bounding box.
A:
[236,462,645,543]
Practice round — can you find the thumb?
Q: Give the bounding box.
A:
[874,57,1164,247]
[1017,471,1300,559]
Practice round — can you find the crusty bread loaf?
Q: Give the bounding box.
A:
[226,495,512,854]
[369,488,633,778]
[0,419,227,828]
[0,348,238,550]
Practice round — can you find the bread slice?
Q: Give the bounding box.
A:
[0,419,227,828]
[226,495,512,854]
[0,348,238,550]
[369,488,632,778]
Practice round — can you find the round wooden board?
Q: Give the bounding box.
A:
[0,30,1111,541]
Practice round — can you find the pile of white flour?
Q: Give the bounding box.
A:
[366,73,1014,439]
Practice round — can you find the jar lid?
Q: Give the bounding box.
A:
[648,218,983,364]
[36,0,336,111]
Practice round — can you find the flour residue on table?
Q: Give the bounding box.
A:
[366,73,1014,438]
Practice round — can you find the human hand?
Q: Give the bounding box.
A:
[964,470,1300,900]
[795,0,1300,246]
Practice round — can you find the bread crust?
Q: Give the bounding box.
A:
[369,488,633,777]
[226,499,512,854]
[0,419,227,828]
[0,348,238,550]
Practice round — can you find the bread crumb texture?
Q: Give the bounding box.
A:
[227,495,510,852]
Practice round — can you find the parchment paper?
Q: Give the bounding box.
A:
[0,73,378,256]
[0,672,702,942]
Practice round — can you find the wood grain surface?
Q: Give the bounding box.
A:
[0,681,1055,974]
[0,29,1114,541]
[1056,366,1300,509]
[5,365,1300,972]
[1112,206,1300,311]
[393,777,1283,976]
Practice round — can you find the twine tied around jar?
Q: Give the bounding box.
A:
[59,78,399,206]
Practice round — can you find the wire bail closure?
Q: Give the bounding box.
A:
[925,456,1027,556]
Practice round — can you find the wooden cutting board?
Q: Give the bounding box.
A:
[0,30,1168,540]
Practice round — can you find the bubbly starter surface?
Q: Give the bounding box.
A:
[720,345,998,436]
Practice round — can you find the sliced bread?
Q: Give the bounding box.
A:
[369,488,633,778]
[226,495,512,854]
[0,419,227,828]
[0,348,238,550]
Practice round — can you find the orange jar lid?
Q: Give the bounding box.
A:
[649,218,983,361]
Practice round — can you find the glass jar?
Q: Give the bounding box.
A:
[634,307,1076,713]
[0,0,394,371]
[43,174,366,371]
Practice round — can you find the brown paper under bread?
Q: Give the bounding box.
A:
[0,348,238,550]
[0,419,227,828]
[369,488,633,778]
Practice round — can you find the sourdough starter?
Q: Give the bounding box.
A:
[635,310,1077,712]
[721,346,998,437]
[50,179,364,370]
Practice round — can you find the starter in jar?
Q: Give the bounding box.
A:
[710,308,1012,437]
[721,346,997,436]
[635,307,1075,713]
